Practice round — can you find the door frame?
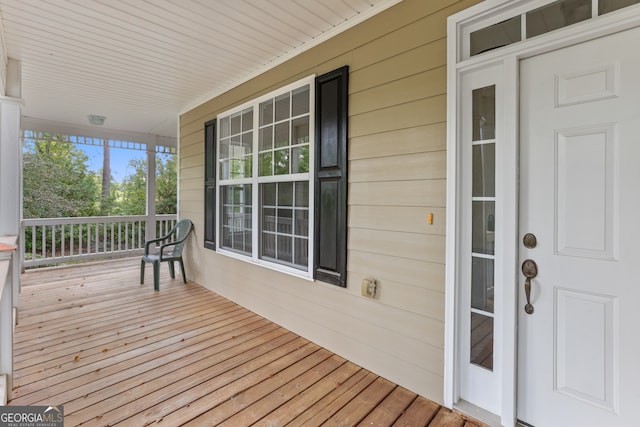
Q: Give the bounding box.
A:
[445,1,640,426]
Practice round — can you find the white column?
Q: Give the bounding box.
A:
[0,57,22,401]
[0,58,22,236]
[146,140,157,242]
[0,99,21,237]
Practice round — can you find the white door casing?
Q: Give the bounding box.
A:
[446,2,640,426]
[517,27,640,427]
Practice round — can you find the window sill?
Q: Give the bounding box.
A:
[216,247,314,282]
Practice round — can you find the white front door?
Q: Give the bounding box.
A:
[518,27,640,426]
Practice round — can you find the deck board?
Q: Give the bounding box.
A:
[12,258,487,426]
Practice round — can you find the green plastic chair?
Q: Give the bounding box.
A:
[140,219,193,291]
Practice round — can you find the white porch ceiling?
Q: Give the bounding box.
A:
[0,0,399,138]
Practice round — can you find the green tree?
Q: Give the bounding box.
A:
[156,154,177,214]
[23,135,100,218]
[117,158,147,215]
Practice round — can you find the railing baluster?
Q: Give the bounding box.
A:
[79,223,83,256]
[21,215,176,267]
[41,225,45,260]
[52,225,56,260]
[70,224,74,257]
[30,225,36,261]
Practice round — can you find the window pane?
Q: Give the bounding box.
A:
[242,108,253,132]
[219,137,230,159]
[242,132,253,154]
[259,126,273,151]
[262,208,276,232]
[274,149,290,175]
[470,312,493,370]
[220,184,252,255]
[600,0,640,14]
[472,86,495,141]
[277,235,293,262]
[472,201,495,255]
[278,182,293,206]
[292,146,310,174]
[472,257,494,312]
[262,233,275,258]
[243,155,253,178]
[295,209,309,236]
[292,117,309,145]
[275,122,290,148]
[472,143,495,197]
[220,116,230,138]
[295,181,309,208]
[275,93,290,122]
[527,0,591,38]
[262,182,276,206]
[231,112,241,135]
[259,152,273,176]
[260,99,273,126]
[277,208,293,233]
[219,159,229,180]
[295,237,309,266]
[292,85,310,116]
[470,16,521,56]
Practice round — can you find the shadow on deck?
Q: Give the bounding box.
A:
[11,258,486,426]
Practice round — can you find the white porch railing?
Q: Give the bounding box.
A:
[21,215,177,268]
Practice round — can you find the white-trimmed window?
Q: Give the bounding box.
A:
[216,77,314,276]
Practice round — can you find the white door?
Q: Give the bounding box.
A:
[518,27,640,426]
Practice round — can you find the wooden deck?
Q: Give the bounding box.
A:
[11,258,486,427]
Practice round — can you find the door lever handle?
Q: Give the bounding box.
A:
[522,259,538,315]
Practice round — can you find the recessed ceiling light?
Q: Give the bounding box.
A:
[88,114,106,126]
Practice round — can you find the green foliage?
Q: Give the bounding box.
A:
[23,140,178,218]
[22,136,177,260]
[156,154,177,214]
[23,136,100,219]
[115,158,147,216]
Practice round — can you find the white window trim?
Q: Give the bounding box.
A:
[215,75,316,279]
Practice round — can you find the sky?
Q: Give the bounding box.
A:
[79,144,146,183]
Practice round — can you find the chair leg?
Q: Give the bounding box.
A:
[140,260,145,284]
[153,261,160,291]
[168,261,175,279]
[179,258,187,284]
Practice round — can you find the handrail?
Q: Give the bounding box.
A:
[21,215,177,268]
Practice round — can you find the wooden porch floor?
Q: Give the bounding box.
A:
[11,258,486,427]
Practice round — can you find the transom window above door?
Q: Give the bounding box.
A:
[467,0,640,58]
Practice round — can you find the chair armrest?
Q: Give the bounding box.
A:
[158,226,192,259]
[159,241,177,259]
[144,235,171,255]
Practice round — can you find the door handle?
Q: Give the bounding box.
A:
[521,259,538,315]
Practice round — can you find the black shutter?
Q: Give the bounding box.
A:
[204,119,217,250]
[314,66,348,287]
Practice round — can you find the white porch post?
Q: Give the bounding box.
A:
[146,140,157,242]
[0,57,23,403]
